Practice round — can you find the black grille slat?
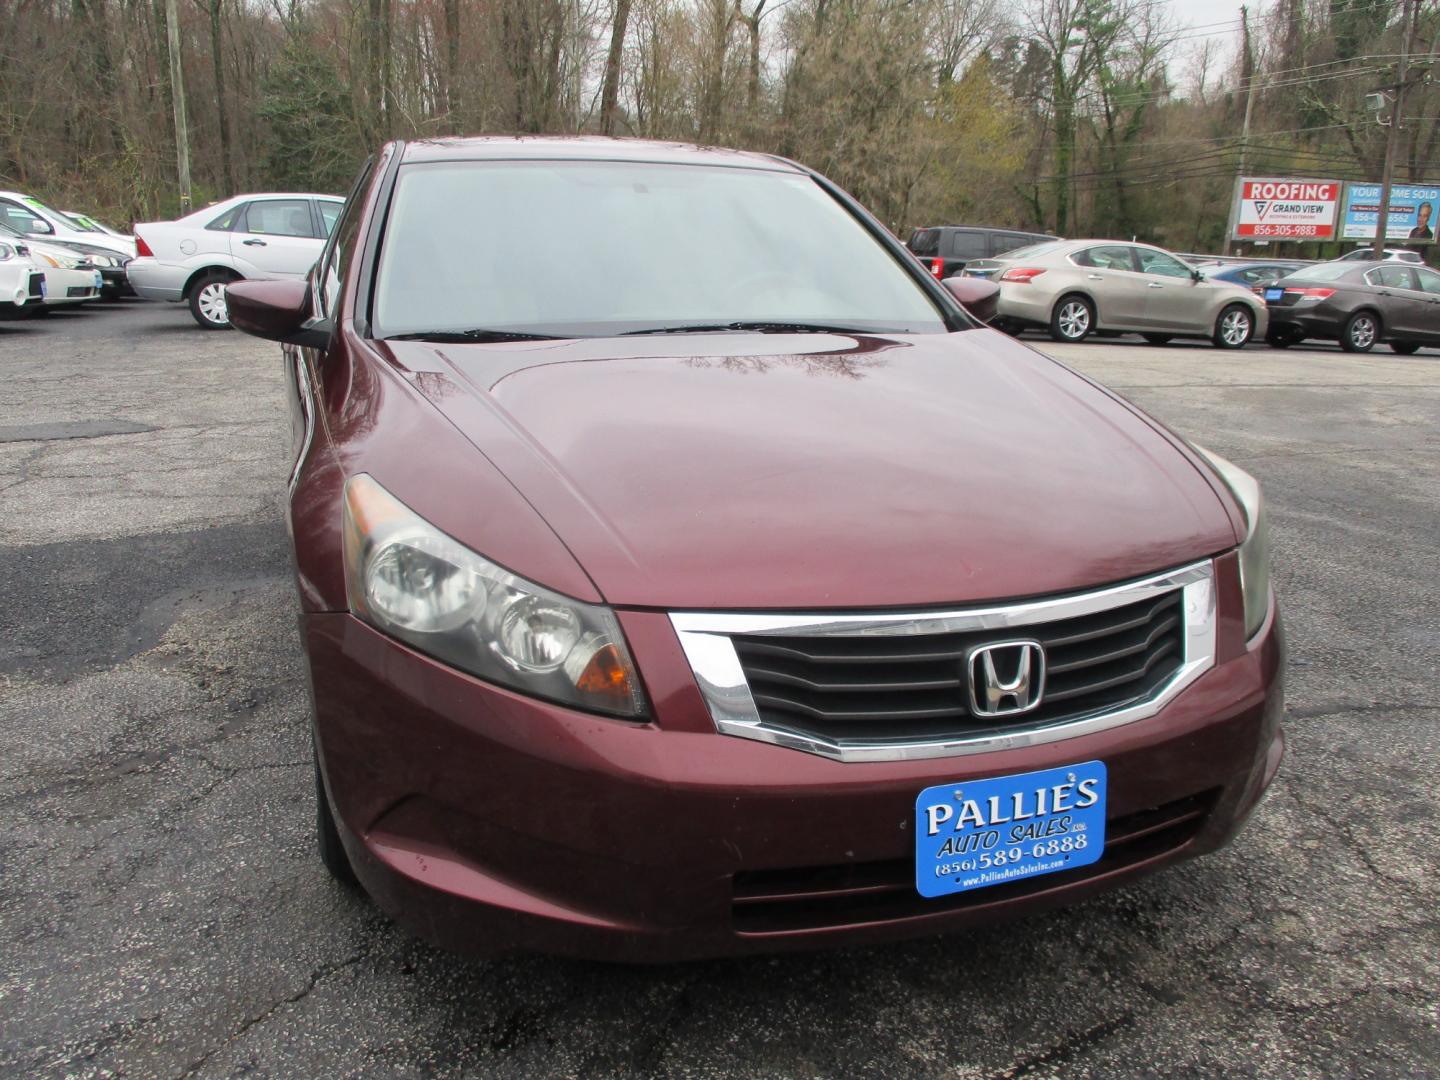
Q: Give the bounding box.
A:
[751,694,969,723]
[744,665,963,693]
[735,639,972,665]
[1040,639,1179,703]
[731,587,1187,744]
[1046,612,1180,674]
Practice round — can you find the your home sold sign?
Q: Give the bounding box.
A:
[1231,177,1341,239]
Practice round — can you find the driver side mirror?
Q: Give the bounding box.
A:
[226,278,332,349]
[941,276,1001,323]
[27,218,53,236]
[1191,268,1204,281]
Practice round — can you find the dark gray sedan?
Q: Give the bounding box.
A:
[1264,260,1440,353]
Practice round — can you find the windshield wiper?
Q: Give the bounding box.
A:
[384,329,565,343]
[621,321,879,336]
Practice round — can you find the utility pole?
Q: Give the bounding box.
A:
[1223,7,1257,258]
[1373,0,1417,259]
[165,0,193,214]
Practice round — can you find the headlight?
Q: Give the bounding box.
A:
[0,242,13,261]
[37,253,60,267]
[342,473,647,718]
[1194,445,1271,639]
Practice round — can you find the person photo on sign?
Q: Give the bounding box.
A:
[1409,201,1434,240]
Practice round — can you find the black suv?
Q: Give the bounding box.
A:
[907,225,1058,279]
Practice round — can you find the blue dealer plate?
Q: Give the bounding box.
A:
[1264,287,1284,301]
[915,761,1106,898]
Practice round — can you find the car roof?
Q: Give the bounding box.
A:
[916,225,1056,236]
[398,136,802,172]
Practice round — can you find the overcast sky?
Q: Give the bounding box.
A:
[1163,0,1272,88]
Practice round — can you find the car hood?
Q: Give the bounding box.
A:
[381,330,1237,609]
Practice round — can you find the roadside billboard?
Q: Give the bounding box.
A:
[1230,177,1342,240]
[1340,183,1440,243]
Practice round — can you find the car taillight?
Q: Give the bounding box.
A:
[1000,267,1046,283]
[1287,287,1335,299]
[135,235,154,258]
[929,258,944,278]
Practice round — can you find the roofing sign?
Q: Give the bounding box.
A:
[1232,177,1341,239]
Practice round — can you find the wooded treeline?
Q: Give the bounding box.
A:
[2,0,1438,249]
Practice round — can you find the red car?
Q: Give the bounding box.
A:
[227,137,1283,962]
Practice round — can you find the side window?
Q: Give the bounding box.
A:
[242,199,316,238]
[908,229,939,256]
[317,159,375,317]
[1372,265,1416,289]
[1137,249,1193,278]
[1075,245,1136,272]
[206,204,243,231]
[318,201,343,236]
[948,231,989,260]
[1413,267,1440,293]
[0,200,43,233]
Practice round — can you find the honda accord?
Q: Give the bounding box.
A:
[226,137,1284,962]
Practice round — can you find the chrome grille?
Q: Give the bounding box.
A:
[732,590,1184,742]
[671,561,1217,762]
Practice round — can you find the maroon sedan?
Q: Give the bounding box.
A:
[227,137,1283,962]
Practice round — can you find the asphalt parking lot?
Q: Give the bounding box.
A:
[2,301,1437,1078]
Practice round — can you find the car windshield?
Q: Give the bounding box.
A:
[17,194,71,228]
[61,213,102,233]
[373,160,948,338]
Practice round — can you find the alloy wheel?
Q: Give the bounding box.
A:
[1220,308,1251,347]
[1348,315,1377,351]
[197,282,229,327]
[1058,301,1090,339]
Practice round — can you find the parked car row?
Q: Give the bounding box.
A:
[0,190,141,317]
[0,188,346,330]
[894,226,1437,354]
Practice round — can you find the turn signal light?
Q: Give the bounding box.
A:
[572,643,639,711]
[135,235,155,258]
[1001,267,1047,283]
[1286,287,1335,299]
[929,257,944,278]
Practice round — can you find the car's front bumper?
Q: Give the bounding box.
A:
[39,266,101,305]
[307,566,1285,963]
[97,266,133,296]
[125,257,185,302]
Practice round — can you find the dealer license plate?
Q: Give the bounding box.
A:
[915,761,1106,898]
[1264,287,1284,301]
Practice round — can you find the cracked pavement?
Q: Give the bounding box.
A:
[1,302,1436,1078]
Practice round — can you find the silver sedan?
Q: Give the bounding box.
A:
[964,240,1269,348]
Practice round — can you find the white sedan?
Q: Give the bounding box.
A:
[127,192,343,328]
[0,191,135,260]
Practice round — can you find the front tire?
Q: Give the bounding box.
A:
[188,271,235,330]
[1341,310,1379,353]
[315,750,357,886]
[1049,295,1094,343]
[1213,304,1254,349]
[1390,341,1420,355]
